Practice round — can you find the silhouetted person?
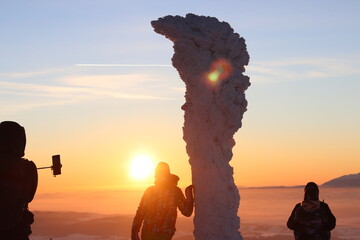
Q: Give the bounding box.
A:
[287,182,336,240]
[131,162,194,240]
[0,121,38,239]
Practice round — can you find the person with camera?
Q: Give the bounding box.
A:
[131,162,194,240]
[0,121,38,240]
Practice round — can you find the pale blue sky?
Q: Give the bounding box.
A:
[1,1,359,189]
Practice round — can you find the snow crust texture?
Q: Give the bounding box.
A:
[152,14,250,240]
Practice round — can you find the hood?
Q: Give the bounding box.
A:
[155,174,180,188]
[169,174,180,186]
[0,121,26,158]
[301,200,321,212]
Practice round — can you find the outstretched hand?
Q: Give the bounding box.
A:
[185,185,194,202]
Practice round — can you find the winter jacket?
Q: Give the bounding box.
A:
[287,201,336,240]
[0,154,38,239]
[132,174,193,236]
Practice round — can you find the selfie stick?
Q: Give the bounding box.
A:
[37,155,62,176]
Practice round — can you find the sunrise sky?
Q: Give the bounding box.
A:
[1,1,359,195]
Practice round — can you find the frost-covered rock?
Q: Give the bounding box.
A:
[152,14,250,240]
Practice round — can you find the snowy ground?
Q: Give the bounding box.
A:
[31,187,360,240]
[30,212,359,240]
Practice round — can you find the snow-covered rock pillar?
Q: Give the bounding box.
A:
[152,14,250,240]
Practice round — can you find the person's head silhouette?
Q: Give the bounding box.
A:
[154,162,171,187]
[155,162,170,178]
[0,121,26,158]
[304,182,319,201]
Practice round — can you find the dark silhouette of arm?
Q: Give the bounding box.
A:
[24,160,38,203]
[131,187,152,237]
[287,203,301,230]
[321,202,336,231]
[177,186,194,217]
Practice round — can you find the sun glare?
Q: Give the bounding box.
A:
[130,155,155,180]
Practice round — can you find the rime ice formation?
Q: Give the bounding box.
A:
[152,14,250,240]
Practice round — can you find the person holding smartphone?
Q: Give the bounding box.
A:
[0,121,38,240]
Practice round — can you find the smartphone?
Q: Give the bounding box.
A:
[52,155,62,176]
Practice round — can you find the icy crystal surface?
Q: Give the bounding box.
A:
[152,14,250,240]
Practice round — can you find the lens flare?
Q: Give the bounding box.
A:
[206,59,233,84]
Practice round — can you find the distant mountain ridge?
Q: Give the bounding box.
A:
[322,172,360,187]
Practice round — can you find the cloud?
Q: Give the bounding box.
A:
[0,81,89,97]
[0,75,172,99]
[0,98,82,113]
[246,58,360,83]
[0,69,175,113]
[0,67,71,78]
[60,74,157,89]
[0,79,173,114]
[171,87,186,92]
[5,57,356,113]
[58,73,175,100]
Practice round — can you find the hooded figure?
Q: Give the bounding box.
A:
[131,162,194,240]
[287,182,336,240]
[0,121,38,240]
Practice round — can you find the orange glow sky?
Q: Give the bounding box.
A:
[1,1,360,199]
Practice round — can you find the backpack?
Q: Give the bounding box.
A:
[294,202,332,240]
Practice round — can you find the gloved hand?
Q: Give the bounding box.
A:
[185,185,194,202]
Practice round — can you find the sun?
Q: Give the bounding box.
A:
[130,155,155,180]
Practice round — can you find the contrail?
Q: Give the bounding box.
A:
[74,64,171,67]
